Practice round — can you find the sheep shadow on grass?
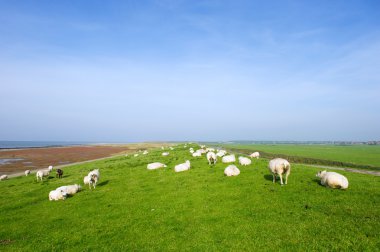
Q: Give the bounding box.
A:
[264,174,273,182]
[97,180,109,187]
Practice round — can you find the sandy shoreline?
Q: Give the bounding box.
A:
[0,143,171,175]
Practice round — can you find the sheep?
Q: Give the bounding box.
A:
[83,175,98,189]
[268,158,291,185]
[192,151,202,157]
[143,150,149,155]
[0,175,8,180]
[36,169,50,182]
[198,149,207,154]
[222,154,236,163]
[206,152,217,165]
[161,146,165,150]
[56,169,63,178]
[200,145,206,148]
[134,154,139,157]
[224,165,240,176]
[86,169,100,189]
[49,189,67,201]
[147,162,167,170]
[238,156,252,166]
[316,171,349,189]
[249,152,260,159]
[162,152,170,156]
[189,149,195,154]
[206,148,215,152]
[175,160,191,172]
[48,165,53,172]
[169,147,174,150]
[216,150,227,157]
[56,184,82,196]
[24,170,31,176]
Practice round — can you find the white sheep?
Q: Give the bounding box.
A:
[56,184,82,195]
[192,151,202,157]
[49,189,67,201]
[143,150,149,155]
[198,149,207,154]
[25,170,31,176]
[224,165,240,176]
[48,165,53,171]
[147,162,167,170]
[316,171,349,189]
[216,150,227,157]
[238,156,252,166]
[134,154,139,157]
[0,175,8,180]
[249,152,260,159]
[268,158,291,185]
[84,169,100,189]
[206,152,217,165]
[189,149,195,154]
[169,147,174,150]
[36,169,50,182]
[222,154,236,163]
[175,160,191,172]
[83,175,96,189]
[162,152,170,156]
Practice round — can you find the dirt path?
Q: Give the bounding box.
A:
[302,164,380,176]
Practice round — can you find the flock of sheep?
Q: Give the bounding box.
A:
[146,144,349,189]
[0,144,349,195]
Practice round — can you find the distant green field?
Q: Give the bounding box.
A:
[0,144,379,251]
[219,144,380,168]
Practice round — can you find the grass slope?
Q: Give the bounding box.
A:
[1,145,379,251]
[219,144,380,168]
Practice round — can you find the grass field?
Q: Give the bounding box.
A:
[218,144,380,168]
[1,144,379,251]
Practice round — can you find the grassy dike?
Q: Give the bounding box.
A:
[0,144,379,251]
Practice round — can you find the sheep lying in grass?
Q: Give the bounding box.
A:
[192,151,202,157]
[316,171,349,189]
[268,158,291,185]
[222,154,236,163]
[0,175,8,180]
[36,169,50,182]
[224,165,240,176]
[25,170,31,176]
[147,162,167,170]
[162,152,169,156]
[216,150,227,157]
[249,152,260,159]
[238,156,251,166]
[56,184,82,196]
[206,152,217,165]
[49,189,67,201]
[175,160,191,172]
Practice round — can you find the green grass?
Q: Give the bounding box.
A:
[1,145,379,251]
[219,144,380,168]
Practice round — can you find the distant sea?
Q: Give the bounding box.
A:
[0,141,92,149]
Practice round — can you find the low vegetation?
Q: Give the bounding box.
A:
[0,145,379,250]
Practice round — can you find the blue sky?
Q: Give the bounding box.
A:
[0,0,379,142]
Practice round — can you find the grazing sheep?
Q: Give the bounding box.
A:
[143,150,149,155]
[56,184,82,195]
[36,169,50,182]
[206,152,217,165]
[192,151,202,157]
[162,152,170,156]
[85,169,100,189]
[175,160,191,172]
[134,154,139,157]
[268,158,291,185]
[56,169,63,178]
[316,171,349,189]
[222,154,236,163]
[238,156,252,166]
[49,190,67,201]
[83,175,96,189]
[249,152,260,159]
[0,175,8,180]
[216,150,227,157]
[224,165,240,176]
[25,170,31,176]
[48,165,53,172]
[147,162,167,170]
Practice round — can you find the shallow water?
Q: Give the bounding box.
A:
[0,158,24,165]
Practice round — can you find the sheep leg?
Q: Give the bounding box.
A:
[285,172,289,185]
[272,174,276,183]
[279,174,284,185]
